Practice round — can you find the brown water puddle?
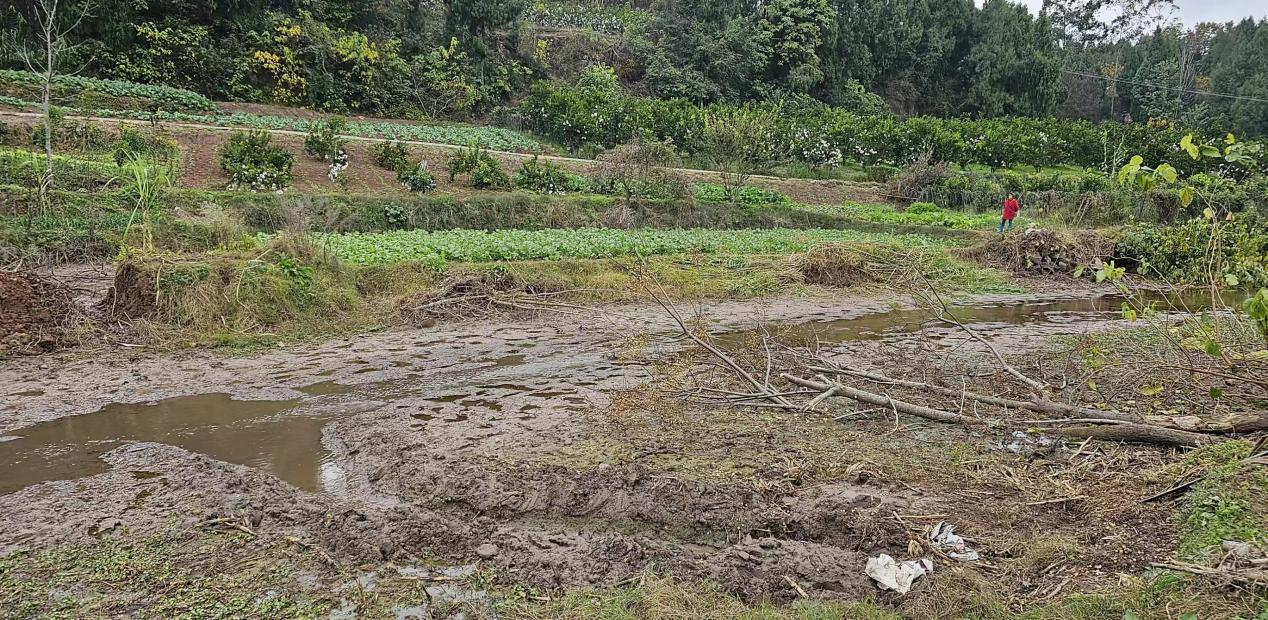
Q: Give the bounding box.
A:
[0,393,347,495]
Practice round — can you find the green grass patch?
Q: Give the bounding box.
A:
[834,201,1006,230]
[0,148,121,191]
[500,573,896,620]
[213,190,878,234]
[692,183,790,205]
[0,535,328,619]
[1174,441,1268,560]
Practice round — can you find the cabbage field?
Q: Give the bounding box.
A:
[288,227,951,266]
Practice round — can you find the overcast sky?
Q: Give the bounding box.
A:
[995,0,1266,26]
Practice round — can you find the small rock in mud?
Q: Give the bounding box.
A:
[475,543,499,559]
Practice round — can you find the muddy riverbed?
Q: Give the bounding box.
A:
[0,287,1226,614]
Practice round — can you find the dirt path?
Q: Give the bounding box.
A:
[0,110,887,205]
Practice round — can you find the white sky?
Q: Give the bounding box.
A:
[989,0,1267,26]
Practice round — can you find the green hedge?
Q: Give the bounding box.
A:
[217,191,874,233]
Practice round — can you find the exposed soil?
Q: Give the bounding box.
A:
[98,261,158,320]
[0,269,83,355]
[2,282,1232,616]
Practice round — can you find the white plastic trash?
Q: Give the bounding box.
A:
[865,554,933,594]
[928,522,980,562]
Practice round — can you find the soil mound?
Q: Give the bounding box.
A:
[99,262,158,320]
[798,244,874,287]
[957,228,1112,275]
[0,270,82,355]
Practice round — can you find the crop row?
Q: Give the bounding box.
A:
[0,70,216,112]
[0,93,545,152]
[289,227,951,266]
[82,108,544,152]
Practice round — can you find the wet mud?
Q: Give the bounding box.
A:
[0,288,1201,608]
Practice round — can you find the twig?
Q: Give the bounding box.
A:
[781,575,809,598]
[1025,496,1088,507]
[916,276,1049,394]
[647,280,793,408]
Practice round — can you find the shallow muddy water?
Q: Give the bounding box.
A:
[0,291,1233,497]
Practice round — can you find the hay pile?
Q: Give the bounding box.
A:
[957,229,1113,275]
[0,270,84,355]
[797,244,876,287]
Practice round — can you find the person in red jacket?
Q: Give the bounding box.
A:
[999,194,1019,232]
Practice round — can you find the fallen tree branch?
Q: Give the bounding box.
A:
[1048,423,1219,448]
[809,364,1140,424]
[1151,561,1268,586]
[782,374,970,424]
[646,282,794,409]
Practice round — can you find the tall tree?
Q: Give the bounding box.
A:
[964,0,1061,117]
[1042,0,1177,43]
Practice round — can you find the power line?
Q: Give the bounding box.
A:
[1061,69,1268,104]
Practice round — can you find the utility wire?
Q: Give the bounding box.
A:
[1061,69,1268,104]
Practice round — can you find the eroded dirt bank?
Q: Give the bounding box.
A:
[0,288,1223,616]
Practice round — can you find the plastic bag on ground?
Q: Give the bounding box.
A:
[865,554,933,594]
[928,521,980,562]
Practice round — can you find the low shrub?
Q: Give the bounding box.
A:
[303,117,348,162]
[397,160,436,193]
[889,150,951,202]
[471,158,511,190]
[446,144,510,189]
[514,156,587,194]
[1116,219,1268,289]
[29,107,113,153]
[221,130,293,192]
[112,126,178,167]
[372,141,410,171]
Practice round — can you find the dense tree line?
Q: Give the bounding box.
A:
[0,0,1265,137]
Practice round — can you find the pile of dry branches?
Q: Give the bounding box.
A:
[957,228,1113,275]
[400,273,591,323]
[648,280,1265,449]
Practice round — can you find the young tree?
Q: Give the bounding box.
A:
[594,139,687,227]
[13,0,92,225]
[701,105,783,202]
